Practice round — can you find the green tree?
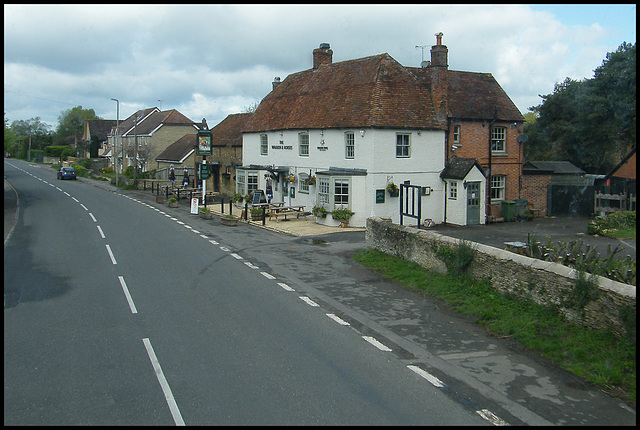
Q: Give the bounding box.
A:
[55,106,100,155]
[8,116,53,160]
[524,42,636,174]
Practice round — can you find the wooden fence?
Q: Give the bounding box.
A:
[594,192,636,214]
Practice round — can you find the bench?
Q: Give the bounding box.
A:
[268,206,311,221]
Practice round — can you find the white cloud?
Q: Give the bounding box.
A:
[4,4,635,128]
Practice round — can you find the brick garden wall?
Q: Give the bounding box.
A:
[365,217,635,338]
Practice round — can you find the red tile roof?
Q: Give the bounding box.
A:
[243,54,446,132]
[408,68,524,121]
[211,112,253,147]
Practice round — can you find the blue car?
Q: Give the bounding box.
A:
[57,167,77,180]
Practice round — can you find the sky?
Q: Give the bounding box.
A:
[4,4,637,131]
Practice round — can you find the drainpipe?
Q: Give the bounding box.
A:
[487,107,498,220]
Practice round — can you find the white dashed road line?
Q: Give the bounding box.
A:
[362,336,392,352]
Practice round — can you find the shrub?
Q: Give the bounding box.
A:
[331,208,353,220]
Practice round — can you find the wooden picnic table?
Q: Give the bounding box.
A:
[268,205,311,221]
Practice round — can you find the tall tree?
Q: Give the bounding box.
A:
[9,116,53,159]
[524,42,636,174]
[55,106,100,154]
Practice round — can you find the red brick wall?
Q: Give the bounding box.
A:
[521,174,551,215]
[612,151,636,180]
[447,120,524,217]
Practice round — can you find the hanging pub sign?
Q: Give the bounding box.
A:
[197,130,212,155]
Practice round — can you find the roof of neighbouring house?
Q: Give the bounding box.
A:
[155,134,197,163]
[522,160,585,175]
[211,112,253,147]
[440,156,486,180]
[86,119,117,141]
[243,53,446,133]
[408,68,524,122]
[116,108,198,137]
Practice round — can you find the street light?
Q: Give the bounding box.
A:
[111,98,119,187]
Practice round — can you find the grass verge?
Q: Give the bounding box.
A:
[353,248,636,405]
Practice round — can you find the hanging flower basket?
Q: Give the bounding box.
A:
[387,182,399,197]
[287,174,296,182]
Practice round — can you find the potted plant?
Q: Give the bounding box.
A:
[331,207,353,228]
[312,205,328,218]
[167,197,178,208]
[305,175,316,186]
[220,214,239,226]
[386,181,399,197]
[250,207,264,221]
[199,206,213,219]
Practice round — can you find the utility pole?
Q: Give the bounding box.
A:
[111,98,119,187]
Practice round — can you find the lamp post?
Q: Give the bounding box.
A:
[111,98,119,187]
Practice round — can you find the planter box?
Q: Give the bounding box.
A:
[168,201,179,208]
[199,212,212,219]
[156,195,165,203]
[220,217,238,226]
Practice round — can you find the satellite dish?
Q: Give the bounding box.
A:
[517,134,529,143]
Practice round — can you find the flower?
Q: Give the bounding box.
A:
[386,182,399,192]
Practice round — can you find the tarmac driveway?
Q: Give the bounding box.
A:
[427,215,636,261]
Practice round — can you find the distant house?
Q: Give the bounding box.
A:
[107,107,199,173]
[209,113,252,196]
[82,119,117,159]
[237,35,524,227]
[601,147,636,196]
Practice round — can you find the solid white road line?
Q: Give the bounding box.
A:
[117,276,138,314]
[142,338,185,426]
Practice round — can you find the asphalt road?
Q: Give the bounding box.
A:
[5,159,636,425]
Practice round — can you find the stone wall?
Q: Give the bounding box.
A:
[366,217,636,338]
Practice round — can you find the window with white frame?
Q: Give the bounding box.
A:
[299,174,309,193]
[260,134,268,156]
[490,175,506,201]
[334,178,349,209]
[345,131,355,159]
[449,180,457,199]
[299,133,309,157]
[247,171,258,194]
[396,133,410,158]
[318,177,330,208]
[491,127,506,153]
[453,125,461,144]
[236,170,245,194]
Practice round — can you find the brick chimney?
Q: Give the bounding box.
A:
[430,32,448,68]
[272,76,281,91]
[313,43,333,69]
[429,32,448,122]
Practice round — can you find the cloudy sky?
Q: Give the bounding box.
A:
[4,4,636,131]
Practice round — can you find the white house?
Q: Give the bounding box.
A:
[236,38,523,228]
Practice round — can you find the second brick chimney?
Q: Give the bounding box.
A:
[429,32,449,122]
[313,43,333,69]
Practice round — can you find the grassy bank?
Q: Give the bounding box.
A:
[353,248,636,405]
